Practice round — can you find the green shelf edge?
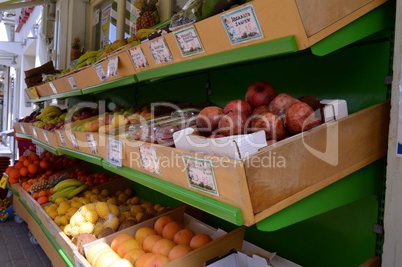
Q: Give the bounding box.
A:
[256,163,381,231]
[81,75,138,95]
[29,90,83,103]
[311,2,393,56]
[15,195,74,267]
[15,133,32,139]
[137,36,299,81]
[101,161,243,226]
[58,147,103,166]
[32,139,60,155]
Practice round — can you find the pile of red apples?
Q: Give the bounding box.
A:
[196,81,323,143]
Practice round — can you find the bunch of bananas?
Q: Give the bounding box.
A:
[33,106,67,128]
[36,106,63,120]
[49,179,89,202]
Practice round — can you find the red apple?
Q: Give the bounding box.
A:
[250,111,286,140]
[218,111,249,136]
[223,100,252,116]
[196,106,224,136]
[268,93,300,121]
[245,81,277,109]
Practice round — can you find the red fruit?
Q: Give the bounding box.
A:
[268,93,300,121]
[250,111,286,140]
[218,111,249,136]
[245,81,277,109]
[251,105,270,116]
[223,100,252,116]
[196,106,224,136]
[285,102,322,134]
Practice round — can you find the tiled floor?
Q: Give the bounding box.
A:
[0,213,52,267]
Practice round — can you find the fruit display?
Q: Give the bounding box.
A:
[71,37,82,61]
[195,80,323,142]
[32,105,67,131]
[17,110,40,123]
[135,0,160,30]
[84,214,213,266]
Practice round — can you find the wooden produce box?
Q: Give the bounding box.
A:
[31,127,60,149]
[72,65,102,89]
[51,75,78,94]
[97,47,137,82]
[120,101,390,226]
[193,0,387,56]
[83,205,246,267]
[72,131,108,157]
[36,82,54,97]
[24,87,39,100]
[19,122,34,136]
[13,122,24,134]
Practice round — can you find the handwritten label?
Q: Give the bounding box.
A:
[43,131,50,145]
[129,46,149,69]
[139,145,161,175]
[68,132,79,150]
[221,4,262,45]
[0,174,7,189]
[49,82,58,94]
[30,87,39,99]
[107,55,119,77]
[148,38,173,64]
[174,26,205,57]
[57,131,66,147]
[94,63,107,81]
[182,155,219,196]
[68,76,78,90]
[86,134,98,154]
[32,127,38,139]
[108,138,122,167]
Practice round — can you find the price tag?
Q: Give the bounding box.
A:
[182,155,219,196]
[49,82,58,94]
[107,138,122,167]
[221,4,263,45]
[0,174,8,189]
[20,124,26,134]
[43,131,50,145]
[57,131,66,147]
[30,87,40,99]
[148,37,173,64]
[94,63,107,81]
[86,134,98,154]
[67,76,78,90]
[139,144,161,175]
[107,55,119,77]
[68,132,79,150]
[174,26,205,57]
[129,46,149,69]
[32,127,38,139]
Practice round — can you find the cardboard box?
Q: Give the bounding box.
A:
[33,127,60,149]
[83,206,246,267]
[97,47,137,82]
[125,101,389,226]
[13,122,24,134]
[21,122,34,135]
[51,75,78,93]
[36,82,54,97]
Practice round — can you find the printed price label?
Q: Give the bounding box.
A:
[0,174,8,189]
[68,132,79,150]
[221,4,263,45]
[49,82,58,94]
[148,37,173,64]
[108,138,122,167]
[43,131,50,145]
[139,145,161,175]
[94,63,107,81]
[107,55,119,77]
[182,155,219,196]
[32,127,38,139]
[57,131,66,147]
[129,46,149,69]
[86,134,98,154]
[174,26,205,57]
[30,87,40,99]
[67,76,78,90]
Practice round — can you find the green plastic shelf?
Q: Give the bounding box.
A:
[58,147,103,166]
[15,133,32,139]
[32,139,60,155]
[29,89,83,103]
[81,75,138,95]
[137,36,299,81]
[101,160,243,226]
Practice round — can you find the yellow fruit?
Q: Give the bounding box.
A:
[79,222,95,234]
[103,217,120,231]
[55,197,68,205]
[48,210,58,220]
[86,243,110,264]
[70,200,83,209]
[49,203,59,210]
[84,210,99,223]
[66,207,79,220]
[54,215,62,226]
[63,224,72,236]
[90,195,99,203]
[100,189,111,197]
[124,188,133,197]
[57,204,70,215]
[71,225,80,236]
[130,205,144,214]
[93,225,104,237]
[46,206,56,215]
[109,204,120,217]
[118,214,126,224]
[91,188,100,195]
[80,203,95,215]
[107,197,118,206]
[59,215,69,226]
[96,202,110,219]
[70,213,85,227]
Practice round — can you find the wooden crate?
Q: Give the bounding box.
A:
[126,101,390,226]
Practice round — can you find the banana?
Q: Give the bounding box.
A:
[36,106,62,119]
[86,57,96,65]
[49,186,79,202]
[77,51,99,64]
[136,29,157,40]
[66,184,89,199]
[53,179,83,193]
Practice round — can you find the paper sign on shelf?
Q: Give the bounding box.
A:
[68,132,79,150]
[182,155,219,196]
[57,131,66,147]
[30,87,39,99]
[32,127,38,139]
[0,174,8,189]
[49,82,58,94]
[221,4,263,45]
[43,131,50,145]
[108,138,122,167]
[148,37,173,64]
[68,76,78,90]
[129,46,149,69]
[107,55,119,77]
[94,63,107,81]
[139,145,161,175]
[174,25,205,57]
[86,134,98,154]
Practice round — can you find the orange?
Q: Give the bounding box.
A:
[39,160,50,170]
[19,156,27,162]
[38,190,48,197]
[33,160,40,166]
[23,159,32,167]
[189,233,212,249]
[14,162,23,169]
[9,168,21,180]
[28,164,38,174]
[29,153,39,161]
[5,166,13,175]
[19,167,29,177]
